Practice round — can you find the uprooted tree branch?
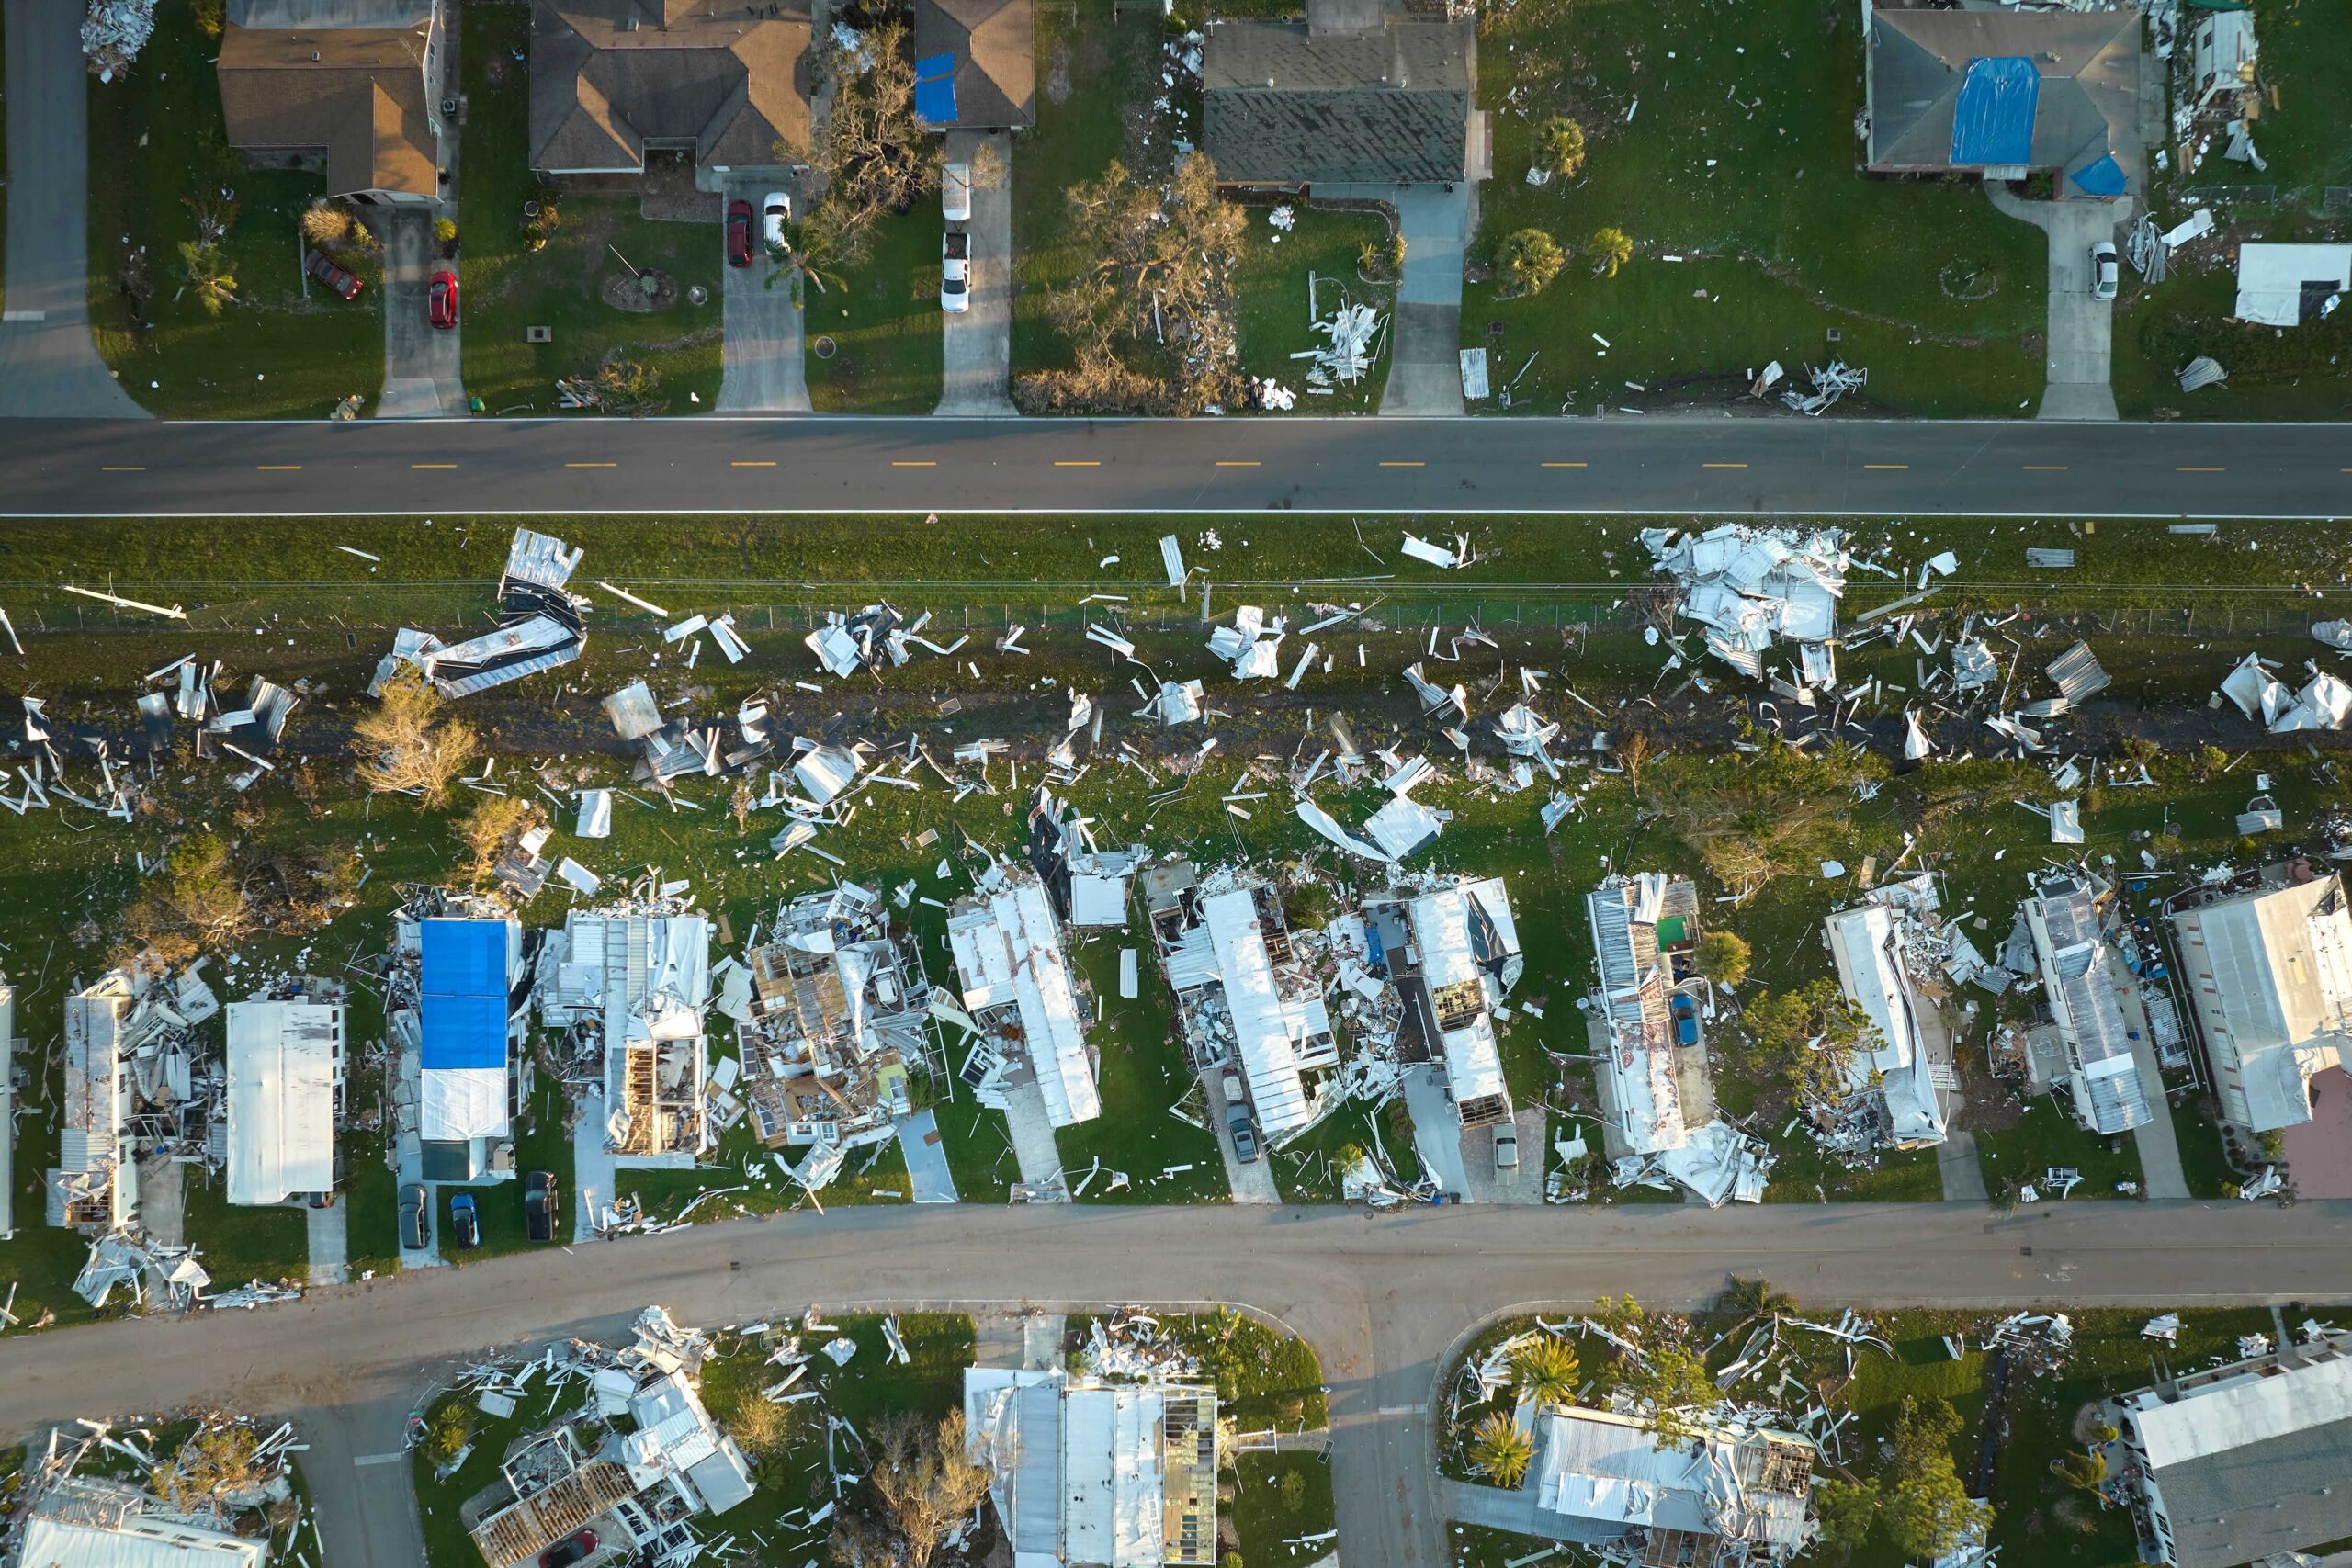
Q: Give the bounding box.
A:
[1018,153,1246,417]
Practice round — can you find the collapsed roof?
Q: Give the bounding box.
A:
[379,529,587,698]
[1643,525,1848,694]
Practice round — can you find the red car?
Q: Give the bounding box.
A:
[302,249,363,300]
[427,270,458,330]
[539,1530,596,1568]
[725,198,753,267]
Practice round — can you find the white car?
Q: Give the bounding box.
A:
[2089,241,2119,302]
[942,230,970,313]
[943,162,972,223]
[762,191,792,251]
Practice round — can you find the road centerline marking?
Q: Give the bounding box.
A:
[1864,463,1909,470]
[2177,466,2225,472]
[1702,462,1747,469]
[2023,464,2068,471]
[101,466,145,472]
[731,459,777,468]
[565,462,616,468]
[256,465,301,471]
[1215,460,1260,468]
[891,460,936,468]
[1542,461,1587,468]
[1378,460,1423,468]
[1054,459,1101,468]
[411,463,456,469]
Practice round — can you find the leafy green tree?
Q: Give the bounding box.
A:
[1720,1276,1795,1319]
[1625,1344,1713,1445]
[1641,741,1886,893]
[1511,1337,1581,1408]
[177,242,237,316]
[1741,979,1881,1104]
[1534,116,1587,179]
[2053,1448,2108,1491]
[1588,226,1634,277]
[1881,1400,1991,1559]
[1467,1413,1534,1488]
[1497,228,1566,298]
[1693,930,1752,988]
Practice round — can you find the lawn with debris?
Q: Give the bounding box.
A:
[1467,0,2047,417]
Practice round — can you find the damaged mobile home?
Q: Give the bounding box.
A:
[2166,863,2352,1135]
[965,1364,1219,1568]
[1358,874,1521,1134]
[1643,525,1849,695]
[2024,874,2155,1136]
[729,883,939,1157]
[1821,876,1955,1152]
[224,977,348,1206]
[390,897,528,1183]
[1586,873,1767,1205]
[1144,860,1340,1148]
[1515,1404,1818,1568]
[946,863,1103,1130]
[50,961,222,1230]
[537,893,714,1166]
[378,529,587,698]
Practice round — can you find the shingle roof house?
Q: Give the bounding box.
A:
[1203,0,1485,188]
[530,0,812,180]
[1862,0,2142,183]
[913,0,1035,130]
[217,0,445,203]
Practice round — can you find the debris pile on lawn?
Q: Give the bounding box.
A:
[1296,744,1452,863]
[1206,604,1287,679]
[1817,874,1961,1156]
[1303,302,1385,390]
[10,1410,304,1568]
[378,528,587,698]
[1781,360,1868,416]
[1077,1309,1204,1380]
[51,960,223,1240]
[1643,525,1848,694]
[943,857,1103,1164]
[82,0,155,82]
[804,602,967,678]
[2220,651,2352,733]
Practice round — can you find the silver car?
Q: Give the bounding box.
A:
[2089,241,2119,302]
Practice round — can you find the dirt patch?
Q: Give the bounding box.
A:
[639,152,722,224]
[600,269,682,312]
[1046,39,1072,106]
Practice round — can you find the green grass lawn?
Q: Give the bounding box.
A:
[1229,1450,1336,1568]
[1276,1095,1420,1201]
[806,209,944,412]
[1468,0,2047,417]
[1010,0,1167,386]
[2111,252,2352,420]
[85,5,383,418]
[458,6,721,415]
[179,1172,311,1289]
[1055,934,1232,1202]
[1233,203,1392,413]
[2246,0,2352,200]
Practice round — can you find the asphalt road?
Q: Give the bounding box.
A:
[11,1201,2352,1568]
[0,414,2346,518]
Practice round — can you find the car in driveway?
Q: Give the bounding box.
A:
[1493,1122,1519,1171]
[726,198,754,267]
[427,270,458,329]
[943,162,971,223]
[941,230,970,313]
[1221,1073,1261,1163]
[2089,241,2120,302]
[762,191,792,251]
[399,1183,429,1250]
[449,1191,481,1250]
[302,249,364,300]
[540,1529,597,1568]
[525,1170,557,1243]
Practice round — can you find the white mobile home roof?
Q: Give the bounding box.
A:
[1200,887,1316,1139]
[225,999,341,1205]
[1823,903,1947,1145]
[1587,876,1685,1155]
[20,1480,267,1568]
[949,876,1102,1127]
[2233,243,2352,327]
[2131,1348,2352,1471]
[1408,885,1509,1106]
[2173,874,2352,1131]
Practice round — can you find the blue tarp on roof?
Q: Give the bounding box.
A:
[2070,152,2126,197]
[1950,56,2039,166]
[420,992,508,1070]
[421,918,507,998]
[914,53,958,126]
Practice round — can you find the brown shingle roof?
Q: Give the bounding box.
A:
[217,20,437,197]
[1202,16,1473,185]
[914,0,1035,130]
[530,0,811,175]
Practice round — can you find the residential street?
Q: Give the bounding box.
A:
[0,413,2346,517]
[0,0,146,419]
[11,1201,2352,1568]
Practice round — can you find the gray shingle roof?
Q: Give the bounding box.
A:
[1866,6,2140,173]
[1202,17,1472,185]
[531,0,811,175]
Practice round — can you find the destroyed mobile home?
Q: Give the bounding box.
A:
[5,1412,308,1568]
[1820,874,1959,1155]
[537,889,716,1167]
[946,858,1105,1136]
[379,529,589,700]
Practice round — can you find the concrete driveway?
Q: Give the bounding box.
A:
[1204,1069,1281,1203]
[1992,186,2126,422]
[1313,182,1473,416]
[717,181,810,413]
[0,0,145,418]
[936,130,1014,416]
[378,208,465,418]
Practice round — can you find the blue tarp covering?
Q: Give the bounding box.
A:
[2070,152,2126,197]
[914,52,958,125]
[421,918,506,998]
[420,992,508,1070]
[1950,56,2038,166]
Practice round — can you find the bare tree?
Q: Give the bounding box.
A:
[841,1411,994,1568]
[352,671,478,807]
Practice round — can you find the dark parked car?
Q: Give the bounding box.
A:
[427,270,458,330]
[302,249,363,300]
[449,1192,481,1250]
[1221,1073,1261,1164]
[399,1183,429,1251]
[540,1529,597,1568]
[525,1170,557,1244]
[726,198,754,268]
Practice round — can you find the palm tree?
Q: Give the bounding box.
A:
[1534,116,1587,180]
[1511,1337,1581,1408]
[177,242,238,316]
[1496,228,1565,299]
[1589,226,1634,278]
[1469,1413,1535,1488]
